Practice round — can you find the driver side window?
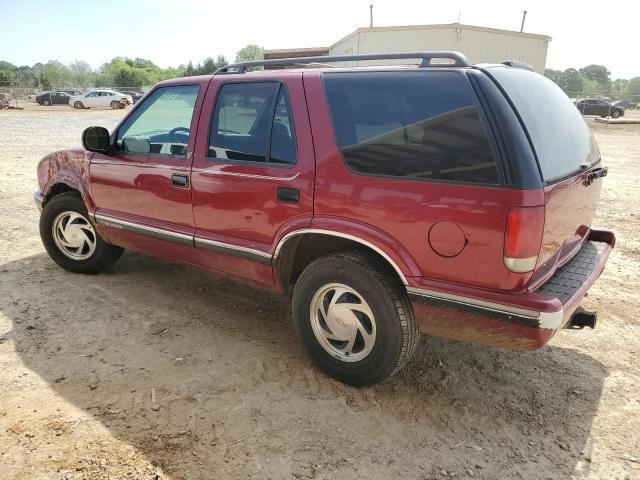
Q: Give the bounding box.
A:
[116,85,199,158]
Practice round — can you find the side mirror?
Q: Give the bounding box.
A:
[82,126,111,153]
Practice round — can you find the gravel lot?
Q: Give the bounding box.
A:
[0,107,639,480]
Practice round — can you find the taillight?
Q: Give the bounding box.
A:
[504,206,545,273]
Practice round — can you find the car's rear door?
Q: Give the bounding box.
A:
[190,72,315,286]
[90,81,207,263]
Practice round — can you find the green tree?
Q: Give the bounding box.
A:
[626,77,640,97]
[69,60,94,88]
[15,66,35,86]
[612,78,629,93]
[0,60,16,83]
[579,64,611,86]
[544,68,561,84]
[558,68,583,94]
[235,44,263,70]
[184,61,195,76]
[214,54,228,71]
[40,61,72,88]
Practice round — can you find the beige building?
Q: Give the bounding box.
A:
[264,23,551,73]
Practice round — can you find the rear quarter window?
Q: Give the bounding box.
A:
[487,67,600,183]
[322,71,500,185]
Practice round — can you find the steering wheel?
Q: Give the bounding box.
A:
[168,127,190,142]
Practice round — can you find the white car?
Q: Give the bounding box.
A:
[69,90,133,109]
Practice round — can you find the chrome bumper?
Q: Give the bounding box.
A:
[34,191,44,211]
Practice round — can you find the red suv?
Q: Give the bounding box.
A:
[34,52,615,386]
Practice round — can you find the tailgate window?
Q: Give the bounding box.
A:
[323,71,500,185]
[488,67,600,183]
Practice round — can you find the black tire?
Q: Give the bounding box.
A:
[39,192,123,274]
[611,110,621,119]
[110,101,120,109]
[74,101,84,109]
[43,99,50,106]
[292,251,419,386]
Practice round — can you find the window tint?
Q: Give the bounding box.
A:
[117,85,199,157]
[489,67,599,182]
[323,71,499,184]
[209,82,297,164]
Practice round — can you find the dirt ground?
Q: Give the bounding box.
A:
[0,106,639,480]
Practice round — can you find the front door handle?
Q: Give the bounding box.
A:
[172,174,189,188]
[277,186,300,203]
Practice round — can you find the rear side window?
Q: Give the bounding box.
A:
[323,71,499,184]
[209,82,297,164]
[488,67,600,182]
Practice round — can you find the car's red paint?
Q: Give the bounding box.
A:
[35,66,615,353]
[191,73,315,285]
[38,148,96,212]
[529,168,604,289]
[302,71,543,291]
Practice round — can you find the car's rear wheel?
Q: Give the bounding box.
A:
[110,101,121,109]
[40,192,123,274]
[292,251,420,386]
[74,101,84,109]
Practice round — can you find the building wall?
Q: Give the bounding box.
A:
[329,24,550,73]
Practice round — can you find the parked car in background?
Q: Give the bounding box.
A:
[612,100,636,110]
[69,90,133,109]
[576,99,625,118]
[59,89,83,97]
[34,52,615,386]
[125,92,144,103]
[36,91,72,106]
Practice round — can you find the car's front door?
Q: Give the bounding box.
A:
[191,74,315,286]
[90,82,206,263]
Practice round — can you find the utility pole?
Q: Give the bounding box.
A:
[520,10,527,32]
[369,4,373,28]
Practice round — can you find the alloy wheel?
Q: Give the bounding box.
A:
[309,283,377,362]
[51,211,97,260]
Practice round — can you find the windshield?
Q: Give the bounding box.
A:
[487,67,600,183]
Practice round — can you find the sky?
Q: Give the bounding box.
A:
[0,0,638,78]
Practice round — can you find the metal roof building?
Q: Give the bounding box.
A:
[264,23,551,73]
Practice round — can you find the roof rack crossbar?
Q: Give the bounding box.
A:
[214,51,471,74]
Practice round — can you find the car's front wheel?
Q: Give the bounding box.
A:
[39,192,123,274]
[611,109,621,119]
[292,251,420,386]
[110,101,121,109]
[43,99,50,106]
[73,101,84,109]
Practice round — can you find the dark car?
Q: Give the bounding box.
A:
[612,100,635,110]
[118,90,144,103]
[36,91,72,106]
[59,89,83,97]
[34,52,615,386]
[576,98,624,118]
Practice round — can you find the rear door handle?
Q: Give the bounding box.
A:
[277,187,300,203]
[172,174,189,188]
[586,167,607,186]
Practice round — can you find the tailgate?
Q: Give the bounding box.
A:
[533,167,604,285]
[485,66,605,287]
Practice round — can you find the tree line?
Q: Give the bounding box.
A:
[0,45,263,90]
[544,64,640,99]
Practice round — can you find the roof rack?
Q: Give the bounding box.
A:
[502,60,533,71]
[214,51,471,74]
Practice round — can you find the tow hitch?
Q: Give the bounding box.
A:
[565,307,597,329]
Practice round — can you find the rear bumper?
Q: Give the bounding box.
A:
[408,228,615,351]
